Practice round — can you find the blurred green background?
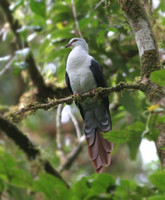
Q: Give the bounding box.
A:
[0,0,165,199]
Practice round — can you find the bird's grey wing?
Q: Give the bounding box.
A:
[89,59,110,115]
[65,71,73,94]
[65,71,85,118]
[90,59,107,88]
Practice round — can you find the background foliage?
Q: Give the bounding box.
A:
[0,0,165,199]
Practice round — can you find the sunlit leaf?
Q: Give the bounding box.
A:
[150,69,165,86]
[149,171,165,192]
[104,121,145,144]
[30,0,46,18]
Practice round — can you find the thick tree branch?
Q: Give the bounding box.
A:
[0,114,69,188]
[7,82,145,122]
[119,0,160,79]
[118,0,165,167]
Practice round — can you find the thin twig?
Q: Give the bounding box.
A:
[59,136,85,172]
[94,0,104,10]
[56,104,63,150]
[0,56,16,76]
[69,109,81,140]
[71,0,82,38]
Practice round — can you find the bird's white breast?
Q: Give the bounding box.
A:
[66,47,97,94]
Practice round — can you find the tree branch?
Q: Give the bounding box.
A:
[119,0,160,79]
[7,82,145,122]
[0,0,68,99]
[59,136,85,172]
[69,109,82,140]
[56,104,63,150]
[71,0,83,38]
[118,0,165,167]
[0,114,69,188]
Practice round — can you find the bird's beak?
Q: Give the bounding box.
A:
[65,43,71,48]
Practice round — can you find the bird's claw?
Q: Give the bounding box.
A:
[72,93,81,102]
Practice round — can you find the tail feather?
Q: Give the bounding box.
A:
[86,130,113,173]
[81,99,113,172]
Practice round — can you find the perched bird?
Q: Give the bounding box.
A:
[65,38,113,173]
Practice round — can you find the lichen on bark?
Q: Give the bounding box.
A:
[141,50,160,78]
[119,0,145,22]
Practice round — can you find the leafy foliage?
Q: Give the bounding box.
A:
[0,0,165,199]
[150,69,165,86]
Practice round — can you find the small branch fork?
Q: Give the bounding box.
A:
[7,82,145,122]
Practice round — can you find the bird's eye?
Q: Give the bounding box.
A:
[71,39,78,44]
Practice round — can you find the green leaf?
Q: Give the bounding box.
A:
[88,173,115,194]
[160,0,165,12]
[145,114,160,141]
[150,69,165,86]
[104,121,144,160]
[13,61,28,76]
[119,90,140,118]
[115,180,137,199]
[96,30,105,46]
[149,195,165,200]
[149,171,165,192]
[104,121,144,144]
[8,168,32,188]
[0,179,5,194]
[33,173,70,200]
[30,0,46,18]
[72,174,115,199]
[0,153,32,188]
[72,177,89,199]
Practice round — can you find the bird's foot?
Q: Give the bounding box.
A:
[72,93,81,102]
[90,89,96,96]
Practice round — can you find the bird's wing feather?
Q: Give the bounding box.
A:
[65,71,85,118]
[65,71,73,94]
[90,59,107,88]
[90,59,110,110]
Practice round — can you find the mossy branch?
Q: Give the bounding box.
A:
[119,0,160,78]
[0,114,69,188]
[7,82,145,122]
[119,0,165,168]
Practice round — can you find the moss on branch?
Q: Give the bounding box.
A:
[119,0,145,22]
[141,50,160,78]
[6,82,146,122]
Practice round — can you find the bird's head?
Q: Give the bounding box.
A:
[65,38,88,51]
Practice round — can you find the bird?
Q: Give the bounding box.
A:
[65,38,113,173]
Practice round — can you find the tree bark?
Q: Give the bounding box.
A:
[119,0,165,167]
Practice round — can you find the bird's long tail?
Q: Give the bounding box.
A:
[86,129,113,173]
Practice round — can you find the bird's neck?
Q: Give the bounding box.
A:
[67,46,90,69]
